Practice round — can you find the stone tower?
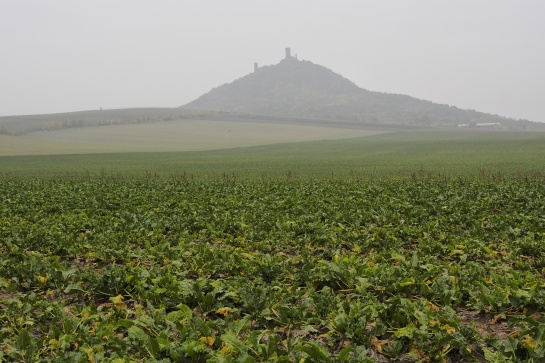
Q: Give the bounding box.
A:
[285,47,291,59]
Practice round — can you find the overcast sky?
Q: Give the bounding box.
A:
[1,1,544,122]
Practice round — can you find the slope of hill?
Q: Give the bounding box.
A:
[0,108,218,135]
[183,52,534,130]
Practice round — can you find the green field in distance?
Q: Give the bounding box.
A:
[1,131,544,179]
[0,119,384,156]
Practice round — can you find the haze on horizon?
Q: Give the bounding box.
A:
[1,1,544,123]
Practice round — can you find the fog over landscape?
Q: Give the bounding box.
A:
[4,3,545,362]
[1,1,544,122]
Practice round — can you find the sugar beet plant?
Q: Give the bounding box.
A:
[1,176,545,362]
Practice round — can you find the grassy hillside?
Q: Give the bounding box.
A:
[2,131,544,179]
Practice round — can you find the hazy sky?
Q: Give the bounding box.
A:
[2,1,544,122]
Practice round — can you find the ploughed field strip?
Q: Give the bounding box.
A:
[1,177,544,361]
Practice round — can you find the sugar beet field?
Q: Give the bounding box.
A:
[1,174,545,362]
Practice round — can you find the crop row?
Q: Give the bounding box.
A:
[1,177,544,361]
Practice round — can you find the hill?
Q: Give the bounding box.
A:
[182,50,537,130]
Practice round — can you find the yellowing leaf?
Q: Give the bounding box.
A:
[399,278,415,287]
[110,294,124,305]
[425,301,439,311]
[523,335,537,349]
[370,337,388,353]
[199,336,215,346]
[216,307,231,317]
[220,343,233,355]
[48,339,59,350]
[87,346,96,363]
[36,273,50,284]
[114,305,126,312]
[395,324,417,338]
[88,322,99,335]
[110,295,126,311]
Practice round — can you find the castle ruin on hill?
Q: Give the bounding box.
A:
[254,48,297,73]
